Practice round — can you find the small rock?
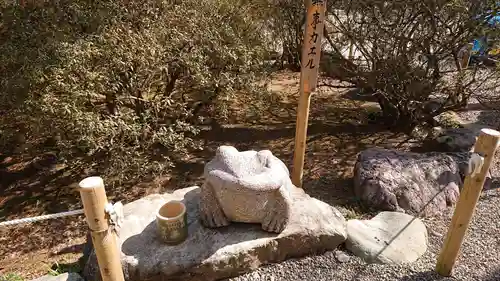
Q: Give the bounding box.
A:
[429,229,443,238]
[31,273,83,281]
[334,250,350,263]
[346,212,428,264]
[428,124,497,153]
[434,127,478,152]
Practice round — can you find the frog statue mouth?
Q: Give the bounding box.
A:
[198,146,293,233]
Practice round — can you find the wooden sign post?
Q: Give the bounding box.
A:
[436,128,500,276]
[292,0,327,187]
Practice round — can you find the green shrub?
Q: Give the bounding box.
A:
[266,0,306,70]
[0,273,23,281]
[0,0,272,185]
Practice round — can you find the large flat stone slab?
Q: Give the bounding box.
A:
[31,273,83,281]
[346,212,428,264]
[84,186,347,281]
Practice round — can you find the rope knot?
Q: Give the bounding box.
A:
[467,153,484,178]
[105,201,124,238]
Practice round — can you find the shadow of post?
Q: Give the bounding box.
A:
[482,267,500,281]
[399,271,452,281]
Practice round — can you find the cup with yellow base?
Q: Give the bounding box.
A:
[156,200,188,245]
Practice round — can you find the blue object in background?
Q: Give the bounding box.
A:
[487,15,500,26]
[472,38,488,55]
[472,14,500,56]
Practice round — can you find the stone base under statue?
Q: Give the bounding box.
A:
[83,186,347,281]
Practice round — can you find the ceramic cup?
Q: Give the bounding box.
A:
[155,200,188,245]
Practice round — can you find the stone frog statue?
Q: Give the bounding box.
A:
[199,146,293,233]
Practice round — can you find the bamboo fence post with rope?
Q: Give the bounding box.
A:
[435,128,500,276]
[78,176,125,281]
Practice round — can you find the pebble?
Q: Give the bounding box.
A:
[429,229,443,237]
[334,250,350,263]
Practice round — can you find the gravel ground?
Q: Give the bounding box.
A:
[228,105,500,281]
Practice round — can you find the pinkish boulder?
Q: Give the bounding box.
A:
[353,148,467,216]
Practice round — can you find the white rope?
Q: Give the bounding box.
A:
[105,202,124,237]
[0,201,124,232]
[468,153,485,178]
[0,209,84,227]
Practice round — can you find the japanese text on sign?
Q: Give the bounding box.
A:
[311,0,324,6]
[300,0,326,93]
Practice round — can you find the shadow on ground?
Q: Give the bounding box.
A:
[399,271,452,281]
[475,102,500,130]
[482,267,500,281]
[341,88,378,102]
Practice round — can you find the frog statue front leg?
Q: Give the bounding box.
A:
[261,186,291,233]
[199,181,229,228]
[199,180,291,233]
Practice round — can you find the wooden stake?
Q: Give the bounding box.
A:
[292,92,312,187]
[79,177,125,281]
[459,43,474,70]
[292,0,327,187]
[436,128,500,276]
[348,41,354,60]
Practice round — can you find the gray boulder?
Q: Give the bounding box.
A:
[354,148,470,216]
[346,212,428,264]
[84,186,347,281]
[427,119,496,153]
[431,127,478,152]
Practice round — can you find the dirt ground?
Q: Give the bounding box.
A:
[0,71,419,279]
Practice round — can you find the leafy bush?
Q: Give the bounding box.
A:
[266,0,306,70]
[0,273,23,281]
[0,0,272,184]
[322,0,500,127]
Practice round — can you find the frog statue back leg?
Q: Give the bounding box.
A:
[199,146,292,233]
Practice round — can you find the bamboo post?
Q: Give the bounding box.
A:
[435,128,500,276]
[460,43,474,70]
[348,42,354,60]
[291,0,327,187]
[79,176,125,281]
